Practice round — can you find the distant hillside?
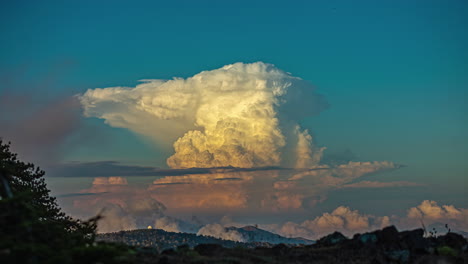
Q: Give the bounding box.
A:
[225,225,314,245]
[98,226,468,263]
[96,229,266,251]
[97,226,314,251]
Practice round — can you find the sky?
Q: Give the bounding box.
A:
[1,0,467,239]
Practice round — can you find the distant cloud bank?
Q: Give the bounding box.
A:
[264,200,468,240]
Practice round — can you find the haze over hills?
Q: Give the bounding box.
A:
[97,223,468,252]
[95,225,468,263]
[97,225,314,251]
[225,225,314,244]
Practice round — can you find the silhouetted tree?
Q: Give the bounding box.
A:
[0,140,133,264]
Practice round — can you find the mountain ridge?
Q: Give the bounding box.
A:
[97,225,314,251]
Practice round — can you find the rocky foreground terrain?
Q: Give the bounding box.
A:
[98,226,467,263]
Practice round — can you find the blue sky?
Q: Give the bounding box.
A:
[1,0,467,231]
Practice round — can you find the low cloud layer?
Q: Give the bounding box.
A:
[71,177,167,233]
[148,171,253,211]
[153,216,199,233]
[63,163,413,234]
[80,62,328,169]
[61,172,465,241]
[405,200,468,231]
[264,206,389,239]
[197,224,246,242]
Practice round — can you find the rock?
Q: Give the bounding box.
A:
[437,246,457,257]
[161,248,176,255]
[157,256,170,264]
[399,229,428,251]
[359,233,378,244]
[194,243,224,256]
[176,244,190,251]
[436,232,467,251]
[413,255,462,264]
[316,232,348,246]
[377,226,399,245]
[386,249,410,263]
[272,243,289,256]
[426,247,435,254]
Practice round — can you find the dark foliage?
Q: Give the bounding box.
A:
[0,140,133,263]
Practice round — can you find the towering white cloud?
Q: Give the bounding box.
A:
[294,126,325,168]
[80,62,328,168]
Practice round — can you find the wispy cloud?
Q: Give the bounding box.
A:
[341,180,423,189]
[47,160,292,178]
[63,161,402,233]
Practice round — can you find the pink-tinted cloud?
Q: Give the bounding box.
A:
[405,200,468,231]
[148,172,253,211]
[92,176,129,185]
[72,177,167,233]
[67,161,401,229]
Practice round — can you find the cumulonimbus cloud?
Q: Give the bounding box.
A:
[79,62,328,168]
[72,62,414,234]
